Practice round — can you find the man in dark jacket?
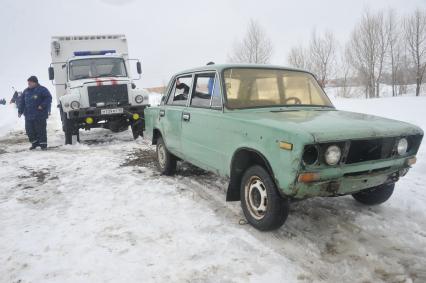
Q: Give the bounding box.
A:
[18,76,52,150]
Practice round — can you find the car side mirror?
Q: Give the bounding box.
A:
[136,62,142,75]
[131,83,136,89]
[161,96,166,102]
[48,67,54,80]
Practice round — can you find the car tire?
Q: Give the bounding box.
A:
[352,183,395,205]
[156,137,177,175]
[240,165,289,231]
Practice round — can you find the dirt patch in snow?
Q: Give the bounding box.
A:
[0,132,28,145]
[121,148,210,177]
[18,167,52,183]
[121,148,157,168]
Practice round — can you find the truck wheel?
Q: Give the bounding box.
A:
[156,137,176,175]
[240,165,289,231]
[131,121,144,140]
[352,183,395,205]
[61,110,79,145]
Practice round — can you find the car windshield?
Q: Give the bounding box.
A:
[69,58,127,81]
[223,68,333,109]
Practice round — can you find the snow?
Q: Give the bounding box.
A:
[0,104,24,137]
[1,92,426,282]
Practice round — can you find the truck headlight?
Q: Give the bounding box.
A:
[135,95,144,104]
[70,101,80,110]
[325,145,341,165]
[397,138,408,155]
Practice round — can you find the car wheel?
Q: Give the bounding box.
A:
[352,183,395,205]
[240,165,289,231]
[156,137,177,175]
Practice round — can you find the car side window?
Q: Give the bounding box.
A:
[167,75,192,106]
[190,73,215,108]
[210,75,222,109]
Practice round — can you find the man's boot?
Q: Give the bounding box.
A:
[29,142,39,150]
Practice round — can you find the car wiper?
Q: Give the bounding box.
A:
[284,104,334,108]
[270,105,335,112]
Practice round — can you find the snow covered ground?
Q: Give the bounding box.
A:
[0,95,426,283]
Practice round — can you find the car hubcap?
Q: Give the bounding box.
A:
[245,176,268,220]
[157,143,166,169]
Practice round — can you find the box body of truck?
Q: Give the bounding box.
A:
[49,34,148,144]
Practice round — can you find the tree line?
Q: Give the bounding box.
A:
[228,9,426,98]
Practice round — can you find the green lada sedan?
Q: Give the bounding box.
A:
[144,64,423,231]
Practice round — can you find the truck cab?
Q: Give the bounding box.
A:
[49,34,149,144]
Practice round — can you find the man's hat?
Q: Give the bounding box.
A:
[27,76,38,84]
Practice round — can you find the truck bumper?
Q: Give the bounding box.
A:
[67,105,147,120]
[289,156,416,199]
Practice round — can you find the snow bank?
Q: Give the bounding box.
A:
[147,92,163,106]
[0,103,24,137]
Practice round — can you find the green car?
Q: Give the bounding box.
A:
[144,64,423,231]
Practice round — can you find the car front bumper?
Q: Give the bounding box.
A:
[289,156,416,199]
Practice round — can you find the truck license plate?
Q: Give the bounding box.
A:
[101,108,124,115]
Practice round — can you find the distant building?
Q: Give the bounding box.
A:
[145,86,167,94]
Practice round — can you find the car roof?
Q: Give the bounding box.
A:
[175,64,313,76]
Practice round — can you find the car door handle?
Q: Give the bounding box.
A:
[159,110,165,117]
[182,112,190,121]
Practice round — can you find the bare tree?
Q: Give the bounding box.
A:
[287,46,311,70]
[228,19,273,64]
[347,10,389,98]
[336,46,354,97]
[387,10,403,96]
[309,30,337,86]
[404,9,426,96]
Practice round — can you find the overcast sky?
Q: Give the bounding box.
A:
[0,0,425,98]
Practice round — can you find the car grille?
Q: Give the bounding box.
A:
[343,135,423,164]
[87,84,129,107]
[344,137,396,164]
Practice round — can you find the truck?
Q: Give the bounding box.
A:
[48,34,149,144]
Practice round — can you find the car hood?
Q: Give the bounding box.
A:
[227,109,423,142]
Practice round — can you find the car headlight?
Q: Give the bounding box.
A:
[135,95,144,104]
[70,101,80,110]
[302,145,319,165]
[325,145,341,165]
[397,138,408,155]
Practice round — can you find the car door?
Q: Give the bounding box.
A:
[181,72,225,173]
[159,74,193,156]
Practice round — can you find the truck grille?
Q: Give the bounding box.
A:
[88,84,129,107]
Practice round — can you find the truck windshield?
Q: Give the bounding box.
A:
[223,68,333,109]
[69,58,127,81]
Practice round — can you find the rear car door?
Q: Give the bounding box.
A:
[159,74,193,156]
